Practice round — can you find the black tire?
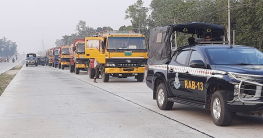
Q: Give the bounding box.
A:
[156,83,174,110]
[62,65,64,70]
[136,73,144,82]
[88,65,95,79]
[75,68,79,74]
[210,90,233,126]
[102,68,109,82]
[26,64,28,67]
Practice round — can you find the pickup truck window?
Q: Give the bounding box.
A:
[175,51,189,65]
[189,51,203,63]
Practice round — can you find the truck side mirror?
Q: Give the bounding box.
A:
[73,47,76,51]
[189,60,206,68]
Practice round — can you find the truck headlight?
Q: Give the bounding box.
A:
[106,63,115,67]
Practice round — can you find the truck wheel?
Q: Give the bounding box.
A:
[26,64,28,67]
[156,83,173,110]
[210,90,233,126]
[88,66,95,79]
[102,68,109,82]
[75,68,79,74]
[136,73,144,82]
[62,65,64,70]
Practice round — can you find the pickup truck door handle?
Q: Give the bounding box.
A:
[169,69,174,72]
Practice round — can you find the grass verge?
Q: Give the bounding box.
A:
[0,64,23,96]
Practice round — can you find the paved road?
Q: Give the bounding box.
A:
[0,65,263,138]
[0,54,24,75]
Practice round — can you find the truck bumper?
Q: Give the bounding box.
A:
[105,67,145,74]
[76,64,88,68]
[61,62,70,66]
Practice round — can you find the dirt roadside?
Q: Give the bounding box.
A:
[0,64,23,96]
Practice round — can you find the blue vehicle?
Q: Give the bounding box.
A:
[26,53,38,67]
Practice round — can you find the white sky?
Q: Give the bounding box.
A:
[0,0,152,54]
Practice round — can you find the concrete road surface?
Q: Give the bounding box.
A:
[1,65,263,138]
[0,54,25,75]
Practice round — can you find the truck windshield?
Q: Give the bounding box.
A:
[207,48,263,65]
[107,37,147,50]
[77,44,85,53]
[54,49,59,55]
[26,57,36,60]
[62,48,70,55]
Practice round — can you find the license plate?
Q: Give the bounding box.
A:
[125,51,132,56]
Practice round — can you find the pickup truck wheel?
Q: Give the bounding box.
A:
[210,90,233,126]
[26,64,28,67]
[136,73,144,82]
[102,68,109,82]
[62,65,64,70]
[156,83,173,110]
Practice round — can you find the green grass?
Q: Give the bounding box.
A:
[0,64,22,96]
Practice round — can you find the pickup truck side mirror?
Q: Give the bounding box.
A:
[73,47,76,51]
[189,60,206,68]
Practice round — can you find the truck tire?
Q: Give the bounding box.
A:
[62,65,64,70]
[102,68,109,82]
[210,90,233,126]
[26,64,28,67]
[88,66,95,79]
[136,73,144,82]
[156,83,173,110]
[75,68,79,74]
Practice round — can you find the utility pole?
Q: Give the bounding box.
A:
[228,0,231,45]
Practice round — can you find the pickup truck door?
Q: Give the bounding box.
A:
[168,49,191,98]
[182,50,207,101]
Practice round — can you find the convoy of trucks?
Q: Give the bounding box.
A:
[44,30,148,82]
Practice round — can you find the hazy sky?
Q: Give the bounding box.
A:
[0,0,152,54]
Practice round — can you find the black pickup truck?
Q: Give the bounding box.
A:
[146,22,263,126]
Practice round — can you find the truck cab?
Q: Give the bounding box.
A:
[59,45,71,69]
[52,47,60,68]
[85,31,148,82]
[69,39,89,74]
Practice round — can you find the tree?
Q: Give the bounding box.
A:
[119,25,134,31]
[125,0,149,34]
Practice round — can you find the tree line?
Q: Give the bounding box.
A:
[0,37,17,58]
[56,0,263,49]
[124,0,263,49]
[55,20,113,47]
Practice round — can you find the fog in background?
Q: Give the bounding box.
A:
[0,0,151,54]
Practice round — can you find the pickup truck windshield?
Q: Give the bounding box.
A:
[107,37,147,50]
[77,44,85,53]
[62,48,70,55]
[207,48,263,65]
